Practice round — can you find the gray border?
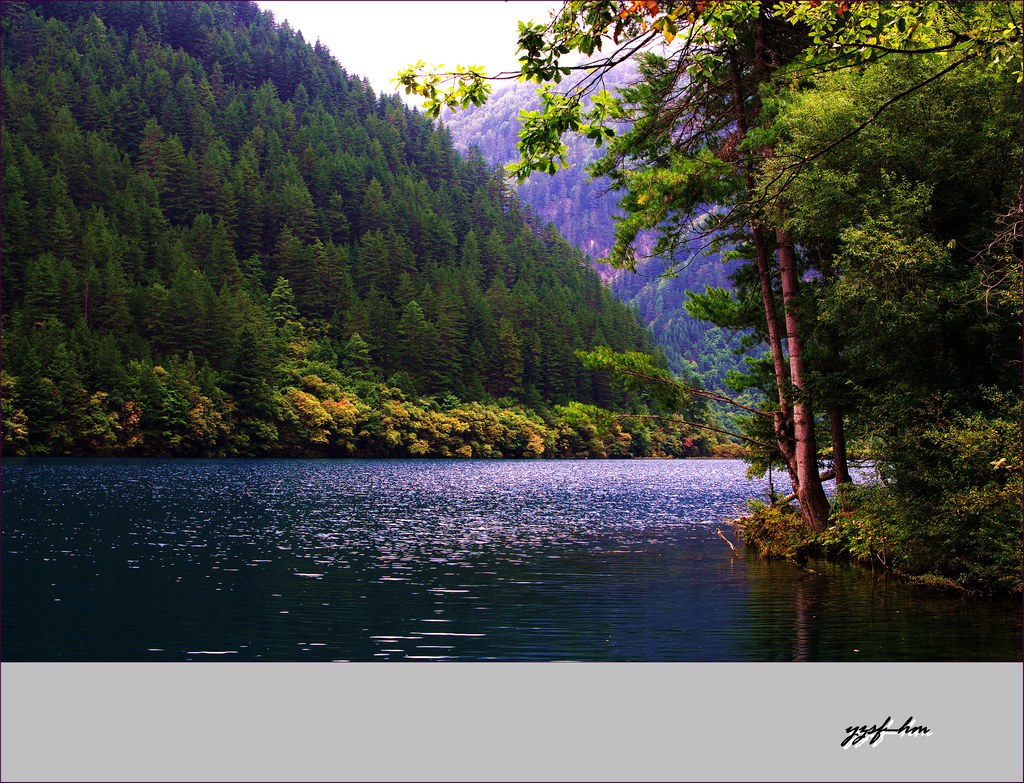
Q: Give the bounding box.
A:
[2,662,1022,782]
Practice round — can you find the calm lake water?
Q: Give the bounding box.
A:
[2,458,1020,661]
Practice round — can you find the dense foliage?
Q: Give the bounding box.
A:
[760,55,1022,591]
[0,0,721,458]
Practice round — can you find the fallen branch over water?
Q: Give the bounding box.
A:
[716,528,741,557]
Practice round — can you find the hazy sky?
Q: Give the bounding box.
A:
[257,1,561,101]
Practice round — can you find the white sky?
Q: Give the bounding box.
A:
[257,1,561,102]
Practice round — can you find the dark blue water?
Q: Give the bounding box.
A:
[2,458,1020,661]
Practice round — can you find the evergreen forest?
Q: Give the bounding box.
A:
[0,0,719,460]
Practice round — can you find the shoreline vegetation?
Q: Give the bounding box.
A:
[1,372,741,460]
[728,484,1023,597]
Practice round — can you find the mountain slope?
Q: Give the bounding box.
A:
[442,74,752,389]
[0,0,715,458]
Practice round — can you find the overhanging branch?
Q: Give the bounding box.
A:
[615,412,770,449]
[607,365,772,418]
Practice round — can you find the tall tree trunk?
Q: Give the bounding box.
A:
[752,226,799,492]
[829,405,852,510]
[729,48,800,493]
[776,231,831,531]
[829,406,852,485]
[753,6,828,530]
[725,10,834,529]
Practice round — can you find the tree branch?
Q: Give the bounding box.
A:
[615,412,769,449]
[607,365,772,418]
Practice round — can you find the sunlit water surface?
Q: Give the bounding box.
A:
[2,458,1020,661]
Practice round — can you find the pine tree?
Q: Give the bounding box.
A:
[492,317,523,399]
[93,253,131,335]
[157,133,195,225]
[1,159,31,308]
[359,176,389,235]
[341,332,374,380]
[269,276,301,329]
[207,218,241,290]
[397,299,433,388]
[137,116,165,177]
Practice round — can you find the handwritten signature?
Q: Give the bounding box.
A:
[842,716,931,748]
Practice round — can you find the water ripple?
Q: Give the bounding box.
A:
[3,458,1019,662]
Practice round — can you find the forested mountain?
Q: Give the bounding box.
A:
[0,0,714,458]
[442,74,751,390]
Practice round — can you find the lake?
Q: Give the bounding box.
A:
[2,457,1020,661]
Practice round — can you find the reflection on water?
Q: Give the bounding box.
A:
[2,458,1020,661]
